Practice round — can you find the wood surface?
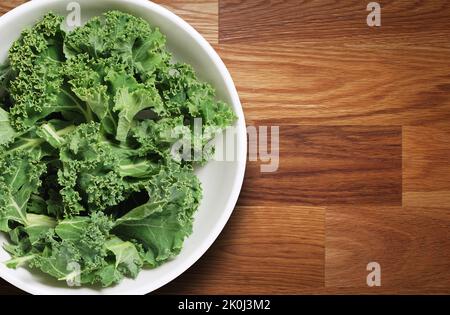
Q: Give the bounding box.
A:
[0,0,449,295]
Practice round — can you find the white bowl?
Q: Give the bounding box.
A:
[0,0,246,295]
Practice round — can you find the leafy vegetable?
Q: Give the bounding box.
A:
[0,11,236,287]
[0,108,16,145]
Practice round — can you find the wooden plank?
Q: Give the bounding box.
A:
[156,286,450,295]
[404,192,450,209]
[238,125,402,207]
[219,0,450,44]
[157,206,325,294]
[0,0,25,16]
[215,42,450,126]
[0,281,23,295]
[403,126,450,208]
[3,275,450,295]
[325,206,450,288]
[157,0,218,44]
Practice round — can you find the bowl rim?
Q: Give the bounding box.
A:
[0,0,247,295]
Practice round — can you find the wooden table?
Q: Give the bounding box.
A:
[1,0,449,295]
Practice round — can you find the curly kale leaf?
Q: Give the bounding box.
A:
[30,212,122,286]
[0,108,17,146]
[6,212,144,287]
[0,62,14,107]
[64,10,170,79]
[114,162,202,264]
[7,13,93,131]
[0,151,46,232]
[57,122,159,215]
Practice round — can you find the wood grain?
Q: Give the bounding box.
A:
[158,0,218,44]
[215,42,450,126]
[218,0,450,127]
[219,0,450,44]
[326,206,450,289]
[1,0,450,295]
[403,126,450,208]
[0,0,25,16]
[157,206,325,294]
[238,125,402,207]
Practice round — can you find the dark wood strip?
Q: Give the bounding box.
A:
[238,125,402,207]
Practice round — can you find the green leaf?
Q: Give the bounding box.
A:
[115,199,165,225]
[0,152,45,232]
[55,217,90,241]
[5,254,36,269]
[24,213,57,244]
[36,120,75,148]
[65,54,117,134]
[0,62,14,103]
[105,68,165,142]
[91,263,123,287]
[105,236,143,278]
[27,194,47,215]
[0,108,17,145]
[114,203,192,263]
[114,86,164,142]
